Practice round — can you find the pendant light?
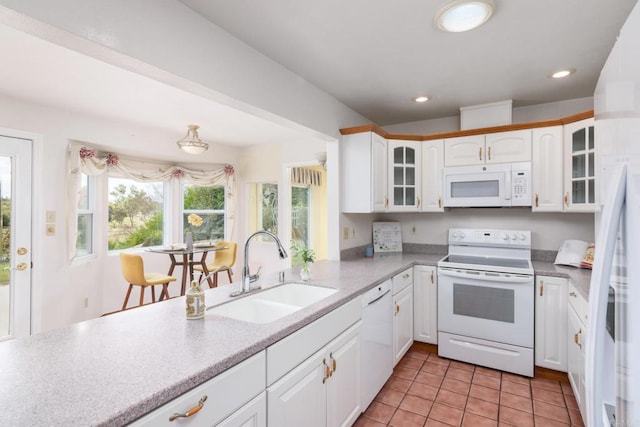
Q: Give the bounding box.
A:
[177,124,208,154]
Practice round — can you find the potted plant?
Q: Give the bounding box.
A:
[291,241,315,281]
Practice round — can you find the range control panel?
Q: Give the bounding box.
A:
[448,228,531,248]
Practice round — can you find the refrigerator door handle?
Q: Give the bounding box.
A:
[585,162,627,427]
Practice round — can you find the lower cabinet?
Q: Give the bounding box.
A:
[413,265,437,344]
[393,283,414,365]
[567,283,588,420]
[267,322,362,427]
[534,275,568,371]
[130,351,266,427]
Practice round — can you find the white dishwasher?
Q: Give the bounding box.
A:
[360,279,393,410]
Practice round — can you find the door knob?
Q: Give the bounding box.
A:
[14,263,28,271]
[17,247,28,255]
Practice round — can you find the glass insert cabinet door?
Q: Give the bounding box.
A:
[564,118,596,212]
[388,141,421,211]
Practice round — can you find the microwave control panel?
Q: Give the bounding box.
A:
[511,162,531,206]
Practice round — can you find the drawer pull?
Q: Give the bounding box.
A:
[402,273,410,279]
[569,291,577,297]
[169,395,208,422]
[574,330,582,349]
[322,358,332,383]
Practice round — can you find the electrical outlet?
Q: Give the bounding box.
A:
[343,227,349,240]
[46,210,56,222]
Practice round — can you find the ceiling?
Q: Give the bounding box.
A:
[180,0,637,125]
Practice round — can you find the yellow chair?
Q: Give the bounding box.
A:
[193,242,237,288]
[119,253,177,310]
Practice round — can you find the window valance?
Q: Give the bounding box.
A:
[291,167,322,187]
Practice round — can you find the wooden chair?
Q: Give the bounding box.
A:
[193,242,237,288]
[119,253,177,310]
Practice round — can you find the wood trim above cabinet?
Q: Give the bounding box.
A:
[339,110,594,141]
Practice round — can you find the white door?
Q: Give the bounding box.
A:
[485,130,532,164]
[532,126,564,212]
[444,135,485,166]
[0,135,32,340]
[534,275,568,371]
[326,323,361,427]
[387,140,421,212]
[413,266,438,344]
[421,140,444,212]
[371,133,388,212]
[393,284,414,365]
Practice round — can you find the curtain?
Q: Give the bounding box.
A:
[67,142,235,260]
[291,167,322,186]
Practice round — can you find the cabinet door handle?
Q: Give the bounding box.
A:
[402,273,410,279]
[564,192,569,207]
[569,291,577,298]
[479,147,483,161]
[535,193,539,208]
[169,396,208,422]
[488,146,491,160]
[430,270,434,284]
[417,197,421,208]
[574,329,582,349]
[438,197,442,208]
[322,358,331,383]
[395,303,400,315]
[330,352,337,373]
[539,280,544,296]
[385,196,389,209]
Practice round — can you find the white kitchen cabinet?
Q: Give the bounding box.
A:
[563,118,596,212]
[444,130,531,166]
[217,393,266,427]
[342,131,388,212]
[267,322,362,427]
[413,265,437,344]
[393,282,414,365]
[567,281,588,420]
[532,126,564,212]
[388,140,421,211]
[131,352,266,427]
[534,275,568,371]
[421,139,444,212]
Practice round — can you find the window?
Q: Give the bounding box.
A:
[247,183,277,242]
[183,184,225,242]
[76,173,95,256]
[291,185,310,247]
[107,176,164,250]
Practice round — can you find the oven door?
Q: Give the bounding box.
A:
[437,267,534,348]
[443,163,511,207]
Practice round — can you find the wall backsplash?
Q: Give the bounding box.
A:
[374,209,594,252]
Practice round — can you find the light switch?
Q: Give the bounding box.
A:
[46,210,56,222]
[343,227,349,240]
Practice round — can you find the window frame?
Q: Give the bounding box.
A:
[180,182,227,242]
[75,173,96,258]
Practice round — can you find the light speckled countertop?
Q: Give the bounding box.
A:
[0,253,590,426]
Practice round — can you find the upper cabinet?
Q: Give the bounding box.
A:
[563,118,596,212]
[388,140,421,212]
[342,132,388,213]
[444,130,531,167]
[532,126,564,212]
[421,140,445,212]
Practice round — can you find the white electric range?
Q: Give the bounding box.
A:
[437,228,535,377]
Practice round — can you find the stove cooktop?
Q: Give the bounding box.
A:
[438,255,534,275]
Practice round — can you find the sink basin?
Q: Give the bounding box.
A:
[208,283,337,323]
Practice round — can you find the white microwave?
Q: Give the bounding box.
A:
[443,162,532,207]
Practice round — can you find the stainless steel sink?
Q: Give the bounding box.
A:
[207,283,337,323]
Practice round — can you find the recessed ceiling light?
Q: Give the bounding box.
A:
[435,0,496,33]
[550,68,576,79]
[414,96,430,103]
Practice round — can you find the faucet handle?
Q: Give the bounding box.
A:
[249,266,262,283]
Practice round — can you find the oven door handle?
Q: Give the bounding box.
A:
[438,269,532,283]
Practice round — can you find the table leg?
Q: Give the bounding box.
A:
[198,251,215,288]
[180,253,189,296]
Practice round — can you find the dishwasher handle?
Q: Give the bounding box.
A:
[366,288,391,306]
[438,268,532,284]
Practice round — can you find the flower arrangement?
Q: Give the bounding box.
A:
[187,213,204,227]
[291,241,315,280]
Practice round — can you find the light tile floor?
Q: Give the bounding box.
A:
[355,348,584,427]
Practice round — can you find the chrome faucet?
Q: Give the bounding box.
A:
[230,230,288,297]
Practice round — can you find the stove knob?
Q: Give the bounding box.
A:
[459,232,466,239]
[501,233,508,240]
[451,232,458,239]
[510,233,517,240]
[518,233,526,241]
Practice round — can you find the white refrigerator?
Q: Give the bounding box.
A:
[587,3,640,426]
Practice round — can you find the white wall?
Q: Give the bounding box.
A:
[383,97,594,135]
[0,93,241,331]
